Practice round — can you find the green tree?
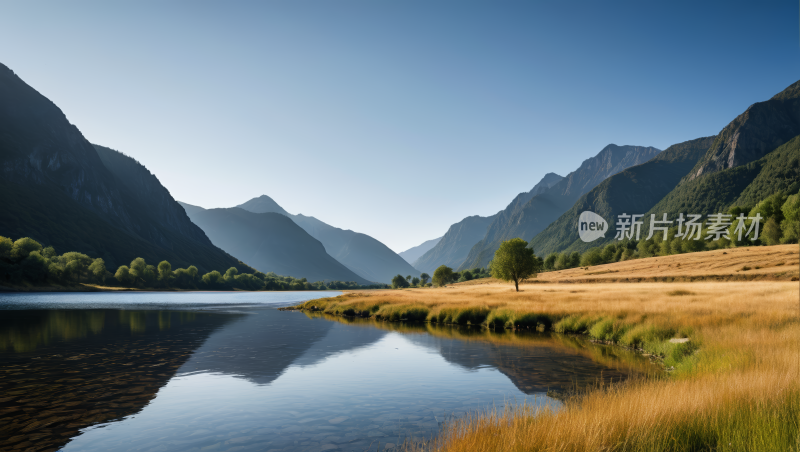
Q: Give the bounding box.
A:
[762,217,782,245]
[224,267,239,282]
[187,265,198,283]
[580,248,604,267]
[781,192,800,243]
[202,270,224,288]
[21,251,48,282]
[0,236,12,261]
[157,260,172,285]
[411,276,420,286]
[490,238,539,292]
[143,265,157,286]
[89,258,106,284]
[115,265,134,285]
[543,253,558,271]
[392,274,410,289]
[420,273,430,285]
[432,265,454,287]
[64,252,92,281]
[11,237,43,262]
[130,258,147,285]
[42,246,57,259]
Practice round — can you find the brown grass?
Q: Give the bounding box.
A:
[292,245,800,451]
[527,244,799,283]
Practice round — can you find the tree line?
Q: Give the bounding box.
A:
[0,236,388,291]
[547,189,799,270]
[408,188,798,293]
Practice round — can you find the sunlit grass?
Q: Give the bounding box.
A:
[290,246,800,451]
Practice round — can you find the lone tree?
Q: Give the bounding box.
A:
[419,273,430,286]
[392,274,410,289]
[490,238,539,292]
[432,265,454,287]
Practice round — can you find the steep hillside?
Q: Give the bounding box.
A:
[179,204,372,285]
[236,196,420,283]
[645,134,800,219]
[686,80,800,181]
[0,62,249,273]
[529,136,716,255]
[399,237,442,265]
[412,173,564,273]
[412,215,499,274]
[460,145,661,269]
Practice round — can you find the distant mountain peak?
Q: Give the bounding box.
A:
[237,195,290,216]
[530,173,564,196]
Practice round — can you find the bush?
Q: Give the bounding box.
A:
[485,309,514,329]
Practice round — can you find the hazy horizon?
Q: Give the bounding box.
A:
[2,0,798,252]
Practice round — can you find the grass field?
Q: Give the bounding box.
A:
[289,245,800,451]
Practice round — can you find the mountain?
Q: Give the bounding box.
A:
[412,215,499,274]
[528,136,716,255]
[237,195,290,216]
[178,203,372,285]
[398,237,442,266]
[412,172,564,273]
[236,196,420,283]
[0,62,250,273]
[644,134,800,221]
[459,145,662,269]
[529,79,800,255]
[685,81,800,182]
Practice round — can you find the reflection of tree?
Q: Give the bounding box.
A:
[0,310,203,352]
[0,309,237,452]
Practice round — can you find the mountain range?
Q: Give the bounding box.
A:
[2,57,796,283]
[412,172,565,274]
[398,237,442,266]
[236,196,420,283]
[0,63,250,273]
[529,79,800,255]
[178,203,371,285]
[457,145,662,269]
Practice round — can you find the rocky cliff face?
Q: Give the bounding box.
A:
[686,80,800,181]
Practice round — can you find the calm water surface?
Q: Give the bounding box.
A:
[0,292,649,452]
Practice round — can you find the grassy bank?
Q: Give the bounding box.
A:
[286,247,800,451]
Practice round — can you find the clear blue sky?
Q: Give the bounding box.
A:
[2,1,798,252]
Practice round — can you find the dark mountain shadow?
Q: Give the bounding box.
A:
[0,309,240,452]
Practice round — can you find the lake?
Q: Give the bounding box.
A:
[0,292,650,452]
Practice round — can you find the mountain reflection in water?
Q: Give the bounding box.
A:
[0,303,652,452]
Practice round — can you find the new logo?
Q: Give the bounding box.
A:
[578,211,607,242]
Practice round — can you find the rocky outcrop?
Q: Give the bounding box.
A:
[686,80,800,181]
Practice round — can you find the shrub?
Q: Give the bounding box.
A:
[485,309,514,329]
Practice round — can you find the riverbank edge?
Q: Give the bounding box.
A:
[279,300,686,375]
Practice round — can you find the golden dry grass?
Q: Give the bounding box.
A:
[293,246,800,451]
[533,244,799,283]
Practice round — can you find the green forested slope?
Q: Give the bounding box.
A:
[529,136,715,255]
